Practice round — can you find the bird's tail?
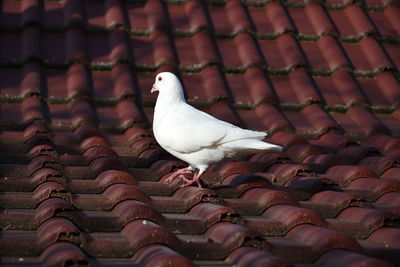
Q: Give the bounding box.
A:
[222,139,283,154]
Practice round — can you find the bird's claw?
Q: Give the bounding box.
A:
[164,167,202,188]
[164,168,193,184]
[165,175,178,183]
[166,174,189,183]
[180,176,202,188]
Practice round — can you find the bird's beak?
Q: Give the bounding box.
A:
[151,83,158,93]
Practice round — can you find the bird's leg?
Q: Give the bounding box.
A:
[180,170,204,188]
[165,166,194,183]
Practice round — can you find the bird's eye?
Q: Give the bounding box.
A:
[158,77,162,81]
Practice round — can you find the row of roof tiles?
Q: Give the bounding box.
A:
[1,0,399,38]
[1,26,399,74]
[1,208,398,262]
[3,244,391,266]
[1,64,400,109]
[2,177,399,228]
[2,96,400,139]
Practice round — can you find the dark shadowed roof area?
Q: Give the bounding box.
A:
[1,0,400,266]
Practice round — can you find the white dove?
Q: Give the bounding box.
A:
[151,72,282,187]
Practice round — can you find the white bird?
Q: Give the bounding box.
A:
[151,72,282,187]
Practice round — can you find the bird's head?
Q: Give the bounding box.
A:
[151,72,185,103]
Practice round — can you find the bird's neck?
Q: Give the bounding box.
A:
[154,89,185,120]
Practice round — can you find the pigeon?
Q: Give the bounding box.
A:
[151,72,282,187]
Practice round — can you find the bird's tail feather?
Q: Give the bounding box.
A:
[222,139,282,153]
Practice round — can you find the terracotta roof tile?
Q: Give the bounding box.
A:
[331,207,398,238]
[251,1,294,34]
[331,5,378,36]
[225,246,292,267]
[317,249,395,267]
[344,37,394,72]
[183,67,227,102]
[261,34,306,69]
[1,0,399,266]
[292,3,337,35]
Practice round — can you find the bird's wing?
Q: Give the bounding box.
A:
[156,104,267,154]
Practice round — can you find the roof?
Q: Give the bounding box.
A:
[0,0,400,266]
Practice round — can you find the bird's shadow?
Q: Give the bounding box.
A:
[207,173,272,192]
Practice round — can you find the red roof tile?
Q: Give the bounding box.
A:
[1,0,400,266]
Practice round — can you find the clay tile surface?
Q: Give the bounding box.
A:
[0,0,399,266]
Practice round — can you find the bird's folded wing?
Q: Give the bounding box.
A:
[156,104,267,154]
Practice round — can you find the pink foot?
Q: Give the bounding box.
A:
[165,167,193,183]
[180,171,203,188]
